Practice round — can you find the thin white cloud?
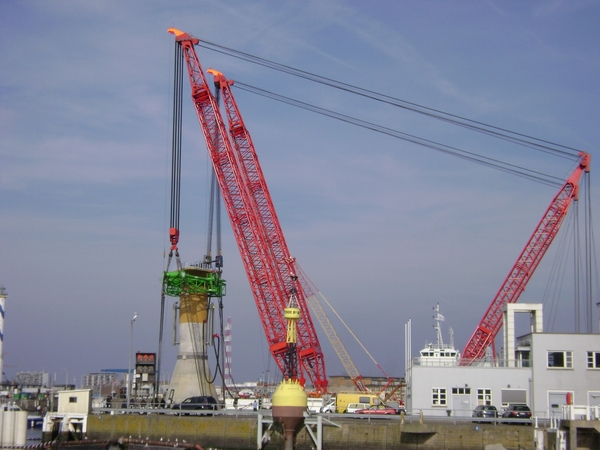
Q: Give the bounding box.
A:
[0,0,596,385]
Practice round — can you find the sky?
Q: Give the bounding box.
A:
[1,0,599,390]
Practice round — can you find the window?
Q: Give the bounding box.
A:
[452,387,471,395]
[547,351,573,368]
[477,388,492,406]
[69,397,78,403]
[432,388,447,406]
[587,351,600,369]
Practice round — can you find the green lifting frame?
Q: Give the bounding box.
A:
[163,269,226,298]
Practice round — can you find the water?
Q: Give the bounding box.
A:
[27,426,43,442]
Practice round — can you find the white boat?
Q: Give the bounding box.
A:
[27,414,43,428]
[418,304,460,366]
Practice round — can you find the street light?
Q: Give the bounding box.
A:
[127,312,138,408]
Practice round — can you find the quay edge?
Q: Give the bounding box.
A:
[43,414,556,450]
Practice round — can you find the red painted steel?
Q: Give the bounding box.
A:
[461,152,591,364]
[169,29,327,391]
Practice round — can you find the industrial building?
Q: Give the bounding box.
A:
[407,303,600,419]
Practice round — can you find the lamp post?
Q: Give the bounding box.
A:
[127,312,138,408]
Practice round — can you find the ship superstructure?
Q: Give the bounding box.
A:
[418,304,460,367]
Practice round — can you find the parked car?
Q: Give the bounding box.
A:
[170,396,218,415]
[320,399,336,413]
[346,402,371,413]
[385,401,406,414]
[501,404,532,424]
[355,405,398,415]
[472,405,498,422]
[2,404,22,411]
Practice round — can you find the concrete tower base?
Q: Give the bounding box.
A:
[166,267,218,404]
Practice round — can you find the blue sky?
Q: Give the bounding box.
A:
[1,0,599,388]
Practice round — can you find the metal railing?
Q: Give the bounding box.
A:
[412,357,531,368]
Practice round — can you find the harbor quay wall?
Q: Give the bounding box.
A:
[76,414,543,450]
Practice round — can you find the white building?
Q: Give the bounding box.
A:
[406,303,600,419]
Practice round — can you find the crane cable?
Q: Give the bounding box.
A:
[187,37,600,382]
[234,81,564,188]
[584,174,599,333]
[195,38,581,160]
[297,264,390,379]
[156,39,185,399]
[540,172,599,335]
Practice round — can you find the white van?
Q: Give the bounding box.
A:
[346,403,370,414]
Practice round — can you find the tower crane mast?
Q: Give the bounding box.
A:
[461,151,591,364]
[168,28,327,391]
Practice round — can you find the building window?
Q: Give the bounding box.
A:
[547,351,573,368]
[477,388,492,406]
[69,397,78,403]
[587,351,600,369]
[432,388,447,406]
[451,387,471,395]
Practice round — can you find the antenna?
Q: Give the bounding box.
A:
[433,303,445,347]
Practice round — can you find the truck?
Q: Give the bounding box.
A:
[321,392,382,414]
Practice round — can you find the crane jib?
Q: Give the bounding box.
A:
[461,151,590,364]
[170,28,328,392]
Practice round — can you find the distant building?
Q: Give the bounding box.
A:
[14,371,50,387]
[82,373,120,397]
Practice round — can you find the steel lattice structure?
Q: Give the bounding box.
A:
[461,152,590,364]
[168,29,327,392]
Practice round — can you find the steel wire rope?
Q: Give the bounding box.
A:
[195,39,581,160]
[296,264,389,379]
[162,35,175,263]
[233,81,563,188]
[574,200,582,332]
[542,208,575,332]
[156,35,175,401]
[199,298,220,386]
[170,45,183,238]
[157,40,185,400]
[584,175,595,332]
[193,37,599,368]
[203,298,224,386]
[586,176,600,332]
[212,296,240,400]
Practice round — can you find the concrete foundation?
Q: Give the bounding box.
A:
[166,267,217,404]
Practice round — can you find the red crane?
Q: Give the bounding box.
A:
[461,151,591,364]
[168,28,327,392]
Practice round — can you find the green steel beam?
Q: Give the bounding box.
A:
[163,269,226,297]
